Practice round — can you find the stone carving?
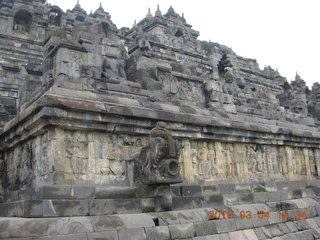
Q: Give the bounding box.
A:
[0,152,7,189]
[0,0,318,204]
[134,122,182,185]
[14,143,34,189]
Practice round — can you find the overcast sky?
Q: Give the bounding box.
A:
[47,0,320,88]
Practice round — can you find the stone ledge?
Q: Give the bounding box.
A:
[1,198,320,239]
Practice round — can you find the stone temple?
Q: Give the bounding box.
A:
[0,0,320,239]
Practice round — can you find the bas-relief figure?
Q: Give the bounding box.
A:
[177,140,318,183]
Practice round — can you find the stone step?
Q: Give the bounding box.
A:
[3,180,318,203]
[0,188,316,218]
[1,197,320,239]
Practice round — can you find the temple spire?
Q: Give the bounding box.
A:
[146,7,152,18]
[155,5,162,17]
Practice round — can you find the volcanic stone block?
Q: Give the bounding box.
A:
[239,193,253,204]
[117,228,146,240]
[292,189,302,199]
[193,221,216,237]
[302,189,315,198]
[89,199,116,216]
[22,200,43,217]
[172,196,203,210]
[281,201,298,210]
[0,216,94,238]
[140,198,155,213]
[269,211,283,224]
[115,199,141,214]
[202,185,219,195]
[276,181,290,191]
[145,226,170,240]
[18,188,37,200]
[228,230,248,240]
[253,192,268,203]
[219,184,235,194]
[306,207,318,218]
[303,198,319,207]
[203,194,223,207]
[87,231,118,240]
[280,191,293,201]
[261,224,282,238]
[268,192,281,202]
[223,194,239,206]
[252,214,269,227]
[242,229,259,240]
[215,219,237,233]
[235,184,251,193]
[118,214,155,229]
[171,186,181,197]
[234,217,253,230]
[148,212,179,225]
[265,182,278,192]
[33,233,89,240]
[169,223,195,239]
[278,223,290,234]
[0,202,16,217]
[72,186,95,199]
[43,200,89,217]
[90,215,125,232]
[95,187,138,199]
[181,185,202,197]
[40,186,73,199]
[253,228,267,240]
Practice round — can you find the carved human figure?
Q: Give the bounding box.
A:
[101,57,126,81]
[223,144,235,178]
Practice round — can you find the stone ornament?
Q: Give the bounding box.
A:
[134,122,182,185]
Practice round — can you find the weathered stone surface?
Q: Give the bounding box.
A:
[117,228,146,240]
[145,226,170,240]
[89,199,116,216]
[215,219,237,233]
[43,200,89,217]
[194,221,218,236]
[181,185,202,197]
[115,199,141,214]
[0,217,94,238]
[87,231,119,240]
[169,223,195,239]
[117,214,155,228]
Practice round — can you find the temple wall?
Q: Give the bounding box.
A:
[5,128,319,190]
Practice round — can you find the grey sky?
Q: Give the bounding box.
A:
[47,0,320,88]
